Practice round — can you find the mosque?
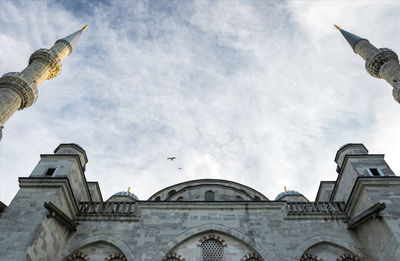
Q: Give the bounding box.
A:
[0,25,400,261]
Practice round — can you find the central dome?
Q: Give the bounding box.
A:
[148,179,268,201]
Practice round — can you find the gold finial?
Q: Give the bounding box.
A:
[127,187,131,193]
[334,24,340,30]
[284,186,287,192]
[82,25,88,31]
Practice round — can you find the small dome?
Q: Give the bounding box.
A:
[275,190,301,200]
[113,191,138,200]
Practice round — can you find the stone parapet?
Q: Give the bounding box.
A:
[287,201,345,216]
[365,48,399,78]
[29,48,62,80]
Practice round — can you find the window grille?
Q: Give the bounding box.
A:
[204,191,215,201]
[201,239,223,261]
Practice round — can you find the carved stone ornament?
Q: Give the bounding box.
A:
[104,252,127,261]
[300,253,324,261]
[336,252,360,261]
[365,48,399,78]
[29,48,62,79]
[240,252,262,261]
[163,251,185,261]
[66,251,89,261]
[0,72,38,109]
[197,234,228,247]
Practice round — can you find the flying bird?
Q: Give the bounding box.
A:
[167,157,176,161]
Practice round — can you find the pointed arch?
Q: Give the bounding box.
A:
[293,235,364,260]
[60,234,134,261]
[154,223,271,260]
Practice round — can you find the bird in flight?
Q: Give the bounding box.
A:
[178,168,182,170]
[167,157,176,161]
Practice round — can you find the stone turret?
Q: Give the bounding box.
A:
[336,25,400,103]
[0,26,87,139]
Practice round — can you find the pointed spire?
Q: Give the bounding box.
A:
[334,25,365,51]
[55,25,87,55]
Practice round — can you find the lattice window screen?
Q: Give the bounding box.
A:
[201,239,224,261]
[204,191,215,201]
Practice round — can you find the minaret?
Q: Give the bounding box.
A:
[335,25,400,103]
[0,25,87,139]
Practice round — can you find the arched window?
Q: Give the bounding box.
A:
[337,253,360,261]
[163,252,185,261]
[155,196,161,201]
[204,191,215,201]
[236,195,243,201]
[104,253,127,261]
[168,190,176,197]
[177,196,184,201]
[241,252,262,261]
[254,195,261,201]
[300,253,321,261]
[67,252,88,261]
[201,239,223,261]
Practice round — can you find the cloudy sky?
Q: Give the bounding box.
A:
[1,0,400,205]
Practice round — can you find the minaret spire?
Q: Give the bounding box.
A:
[334,25,365,52]
[0,26,87,140]
[336,25,400,103]
[56,25,87,55]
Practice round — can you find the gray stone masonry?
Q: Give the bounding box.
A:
[1,143,400,260]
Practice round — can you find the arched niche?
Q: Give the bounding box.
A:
[295,238,363,261]
[65,241,127,261]
[155,224,270,260]
[60,235,134,261]
[294,235,364,260]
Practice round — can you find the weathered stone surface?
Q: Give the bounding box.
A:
[1,143,400,260]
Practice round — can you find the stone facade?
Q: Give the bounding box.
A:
[0,143,399,260]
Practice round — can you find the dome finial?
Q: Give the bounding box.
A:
[284,186,287,192]
[127,186,131,193]
[82,25,87,31]
[334,24,340,30]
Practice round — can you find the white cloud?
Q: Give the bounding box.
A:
[1,0,400,204]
